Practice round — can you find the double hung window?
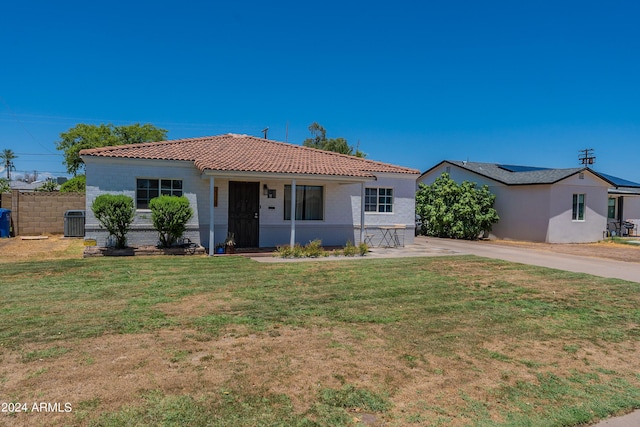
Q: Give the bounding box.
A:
[136,179,183,209]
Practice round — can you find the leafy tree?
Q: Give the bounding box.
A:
[0,178,9,193]
[149,195,193,248]
[416,173,499,240]
[56,123,168,176]
[92,194,135,249]
[302,122,365,157]
[35,180,58,192]
[1,149,17,180]
[60,175,86,193]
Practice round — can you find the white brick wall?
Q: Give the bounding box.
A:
[85,157,205,247]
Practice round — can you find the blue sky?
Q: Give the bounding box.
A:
[2,1,639,182]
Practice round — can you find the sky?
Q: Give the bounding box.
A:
[1,1,639,182]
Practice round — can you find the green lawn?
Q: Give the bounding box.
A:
[1,255,640,426]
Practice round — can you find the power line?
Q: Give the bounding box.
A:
[0,96,57,155]
[13,169,69,174]
[15,153,63,156]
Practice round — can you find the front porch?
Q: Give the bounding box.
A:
[607,191,640,237]
[203,174,378,256]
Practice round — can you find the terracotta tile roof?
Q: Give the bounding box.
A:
[80,133,419,178]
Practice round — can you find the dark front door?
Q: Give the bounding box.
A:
[228,181,259,248]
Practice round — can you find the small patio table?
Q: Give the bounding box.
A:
[378,225,405,248]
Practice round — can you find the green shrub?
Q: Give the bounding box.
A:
[358,242,369,256]
[149,196,194,248]
[275,241,366,258]
[343,240,357,257]
[0,178,9,193]
[60,175,86,193]
[291,244,305,258]
[275,245,293,258]
[416,172,499,240]
[92,194,135,249]
[305,239,324,257]
[35,180,58,192]
[275,240,328,258]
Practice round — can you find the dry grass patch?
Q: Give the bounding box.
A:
[0,234,84,263]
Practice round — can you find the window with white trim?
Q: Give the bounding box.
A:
[572,193,585,221]
[284,185,324,220]
[608,198,616,219]
[136,179,183,209]
[365,188,393,213]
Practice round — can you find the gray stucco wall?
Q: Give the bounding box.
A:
[418,163,609,243]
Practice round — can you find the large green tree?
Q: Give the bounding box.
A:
[56,123,168,176]
[59,175,86,193]
[416,173,499,240]
[1,149,17,180]
[302,122,365,157]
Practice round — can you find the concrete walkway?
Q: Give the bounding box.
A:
[591,410,640,427]
[254,237,639,283]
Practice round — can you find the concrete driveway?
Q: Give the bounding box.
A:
[399,237,640,284]
[258,237,639,284]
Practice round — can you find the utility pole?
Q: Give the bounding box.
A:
[578,148,595,166]
[261,127,269,139]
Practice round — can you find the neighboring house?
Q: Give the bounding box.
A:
[9,180,43,191]
[9,180,62,192]
[600,172,640,236]
[419,161,640,243]
[80,134,420,252]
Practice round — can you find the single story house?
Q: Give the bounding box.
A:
[8,180,49,192]
[600,172,640,236]
[81,134,420,253]
[418,160,640,243]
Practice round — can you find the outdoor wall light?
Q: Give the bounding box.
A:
[263,184,276,198]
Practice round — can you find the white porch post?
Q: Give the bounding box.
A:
[290,179,296,247]
[208,176,215,256]
[360,182,365,244]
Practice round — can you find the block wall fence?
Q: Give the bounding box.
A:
[0,190,85,236]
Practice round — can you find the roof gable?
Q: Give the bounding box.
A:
[80,134,419,178]
[421,161,614,186]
